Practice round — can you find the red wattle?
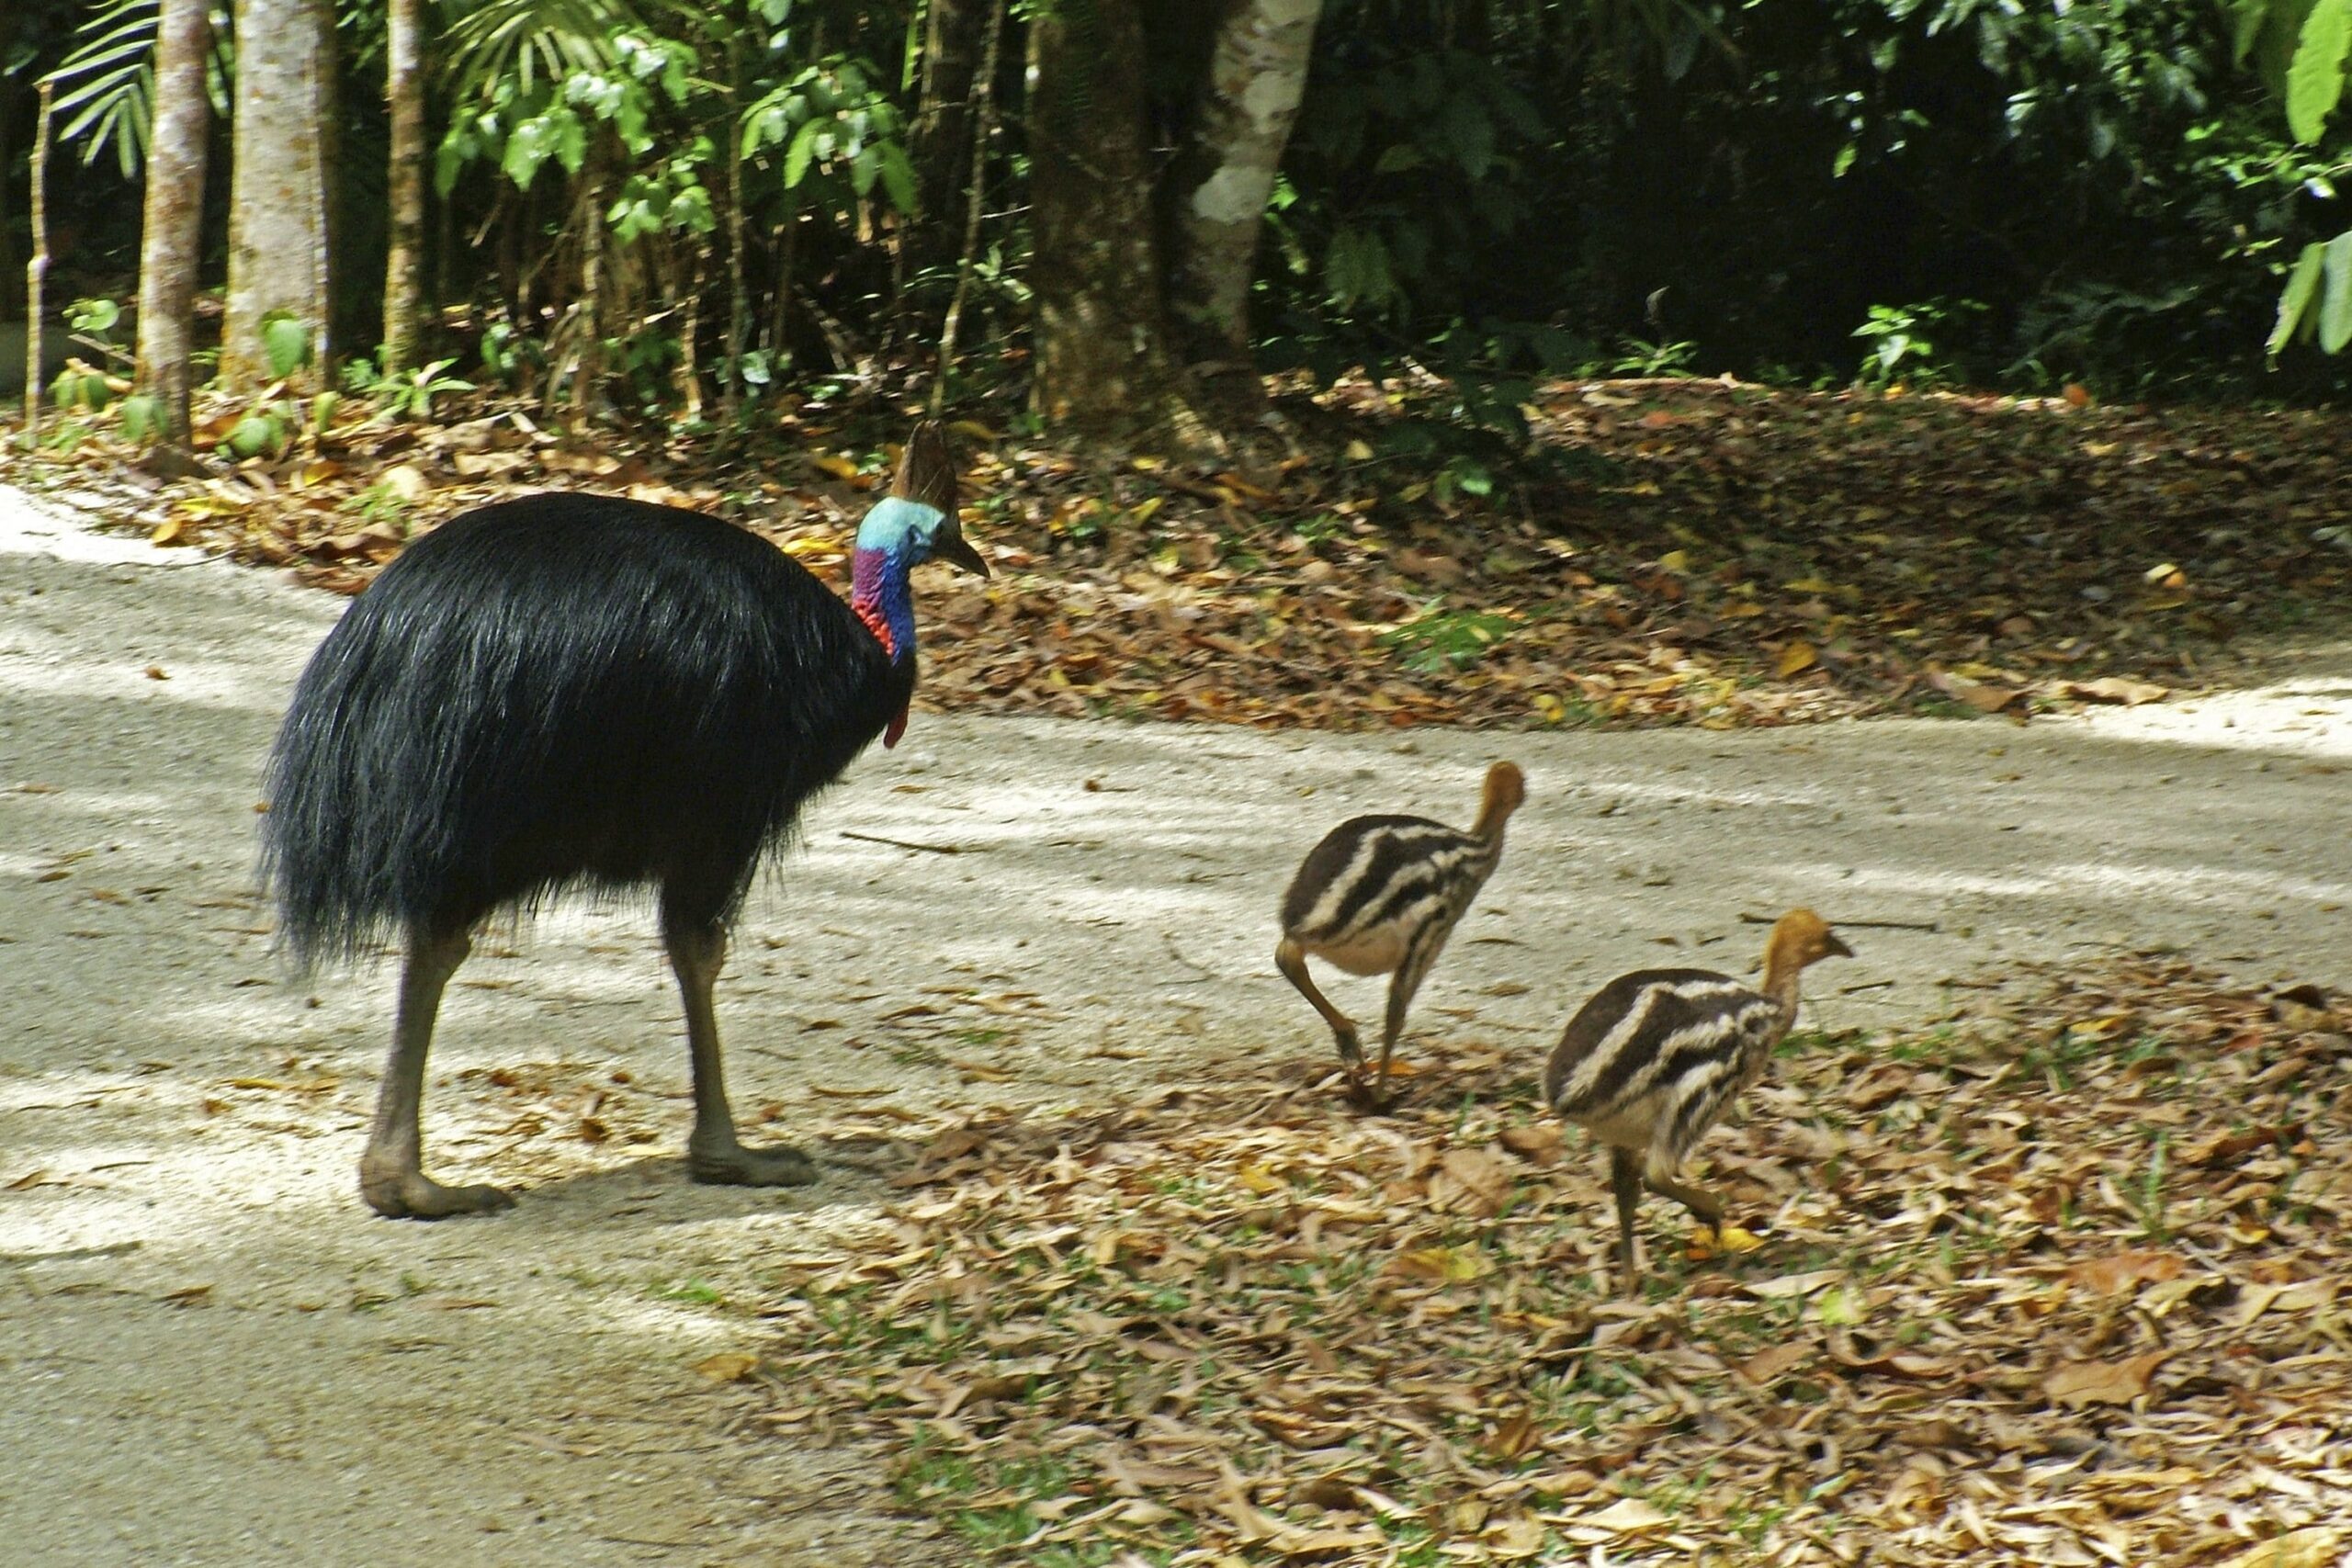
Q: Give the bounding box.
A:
[884,707,909,748]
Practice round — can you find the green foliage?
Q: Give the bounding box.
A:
[45,0,157,177]
[741,56,917,213]
[2288,0,2352,143]
[117,393,163,444]
[1379,604,1516,672]
[1601,334,1701,378]
[1852,299,1983,387]
[2248,0,2352,356]
[256,313,314,380]
[50,362,112,413]
[225,411,288,459]
[347,354,478,419]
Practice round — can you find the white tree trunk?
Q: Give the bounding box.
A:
[136,0,213,450]
[1170,0,1321,365]
[222,0,335,390]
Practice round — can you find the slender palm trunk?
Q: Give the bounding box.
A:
[136,0,214,458]
[381,0,428,371]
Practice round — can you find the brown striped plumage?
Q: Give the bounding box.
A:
[1545,908,1851,1286]
[1275,761,1525,1105]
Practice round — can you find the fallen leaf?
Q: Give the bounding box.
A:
[2064,675,2169,705]
[2224,1527,2342,1568]
[1391,1245,1491,1284]
[2044,1348,2169,1408]
[1581,1496,1671,1534]
[1738,1341,1813,1384]
[1708,1222,1766,1256]
[2064,1250,2187,1295]
[1498,1123,1564,1165]
[1776,640,1818,676]
[694,1351,760,1382]
[1743,1269,1844,1301]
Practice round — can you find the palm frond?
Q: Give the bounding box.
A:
[46,0,163,178]
[437,0,684,102]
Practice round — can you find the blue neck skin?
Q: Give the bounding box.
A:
[851,544,917,665]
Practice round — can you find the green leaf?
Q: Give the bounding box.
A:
[261,314,312,379]
[876,143,917,216]
[2231,0,2274,67]
[503,114,555,186]
[226,412,285,459]
[553,107,588,175]
[2288,0,2352,143]
[783,118,822,187]
[2270,240,2328,357]
[118,393,159,444]
[2322,229,2352,352]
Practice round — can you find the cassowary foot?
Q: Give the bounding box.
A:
[361,1164,516,1220]
[1332,1027,1364,1071]
[1341,1072,1406,1116]
[687,1137,819,1188]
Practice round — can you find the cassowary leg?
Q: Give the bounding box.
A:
[1610,1146,1644,1289]
[665,916,817,1188]
[1275,938,1362,1072]
[360,925,515,1219]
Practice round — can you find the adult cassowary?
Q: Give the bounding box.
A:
[263,424,985,1218]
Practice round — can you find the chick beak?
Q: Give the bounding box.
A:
[1825,933,1855,959]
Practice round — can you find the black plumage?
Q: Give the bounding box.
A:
[263,425,986,1218]
[1275,761,1524,1104]
[266,496,900,958]
[1545,908,1851,1286]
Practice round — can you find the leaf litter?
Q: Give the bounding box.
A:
[737,959,2350,1565]
[8,377,2345,732]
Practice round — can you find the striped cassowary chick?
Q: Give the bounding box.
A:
[1275,761,1525,1103]
[263,425,985,1219]
[1545,908,1851,1284]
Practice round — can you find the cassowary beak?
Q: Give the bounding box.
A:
[933,521,990,578]
[1825,933,1855,959]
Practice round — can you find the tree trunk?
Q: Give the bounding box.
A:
[380,0,427,372]
[933,0,1006,411]
[136,0,214,458]
[1027,0,1211,450]
[222,0,336,391]
[1168,0,1319,401]
[910,0,983,267]
[23,81,53,443]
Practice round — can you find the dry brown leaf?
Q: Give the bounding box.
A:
[1743,1269,1843,1301]
[1580,1497,1671,1534]
[2064,675,2169,705]
[1391,1245,1491,1284]
[1498,1123,1564,1165]
[2223,1527,2342,1568]
[2044,1348,2169,1408]
[2063,1249,2187,1295]
[1432,1147,1515,1214]
[1738,1341,1813,1384]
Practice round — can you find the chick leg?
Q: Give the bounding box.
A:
[1645,1169,1726,1231]
[1367,923,1450,1107]
[1276,938,1362,1072]
[1610,1146,1644,1289]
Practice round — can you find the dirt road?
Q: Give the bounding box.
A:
[2,483,2344,1565]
